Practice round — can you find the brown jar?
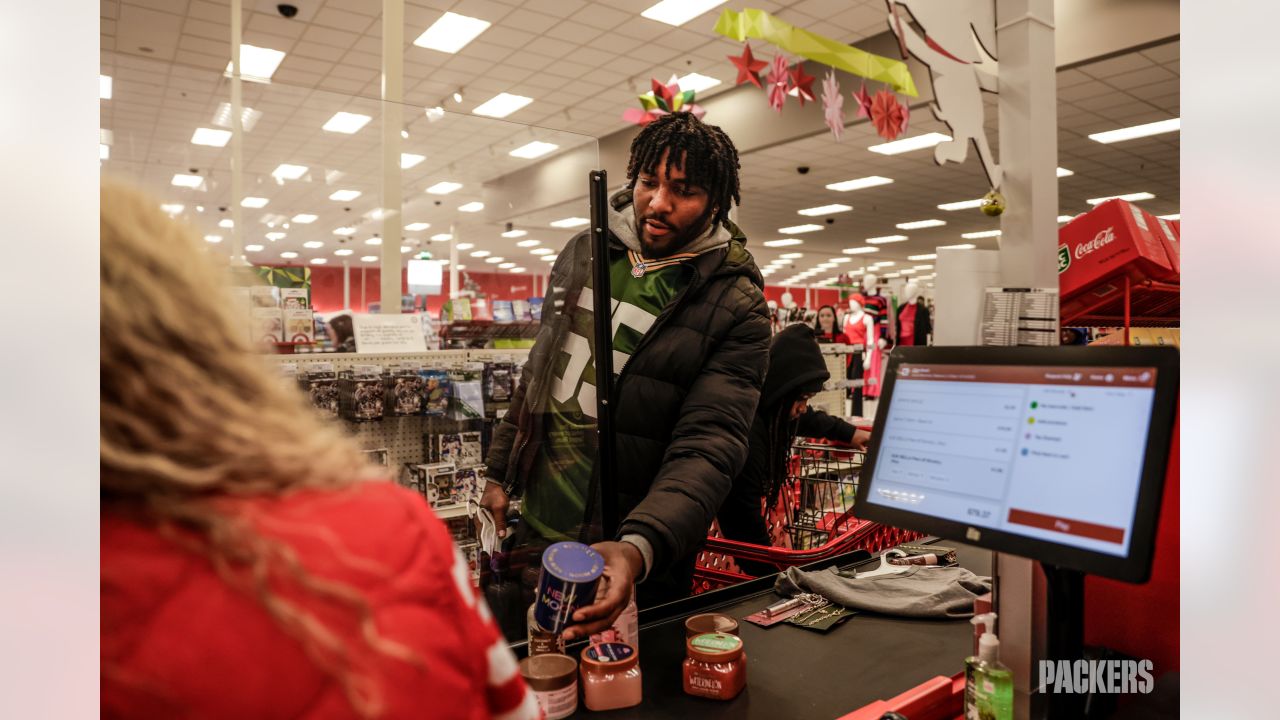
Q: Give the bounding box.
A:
[684,613,739,639]
[683,632,747,700]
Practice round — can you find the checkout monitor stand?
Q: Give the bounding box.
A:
[1040,563,1085,719]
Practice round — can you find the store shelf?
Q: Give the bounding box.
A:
[442,320,539,345]
[1062,278,1180,328]
[433,503,471,519]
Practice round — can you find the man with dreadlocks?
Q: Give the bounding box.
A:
[716,324,870,577]
[481,112,770,641]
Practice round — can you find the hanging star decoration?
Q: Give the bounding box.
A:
[852,82,873,119]
[621,76,706,126]
[788,63,817,106]
[727,42,768,88]
[766,53,791,112]
[821,69,844,141]
[869,88,908,141]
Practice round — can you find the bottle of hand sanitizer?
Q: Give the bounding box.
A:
[964,613,997,719]
[972,627,1013,720]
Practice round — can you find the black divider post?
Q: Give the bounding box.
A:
[588,170,619,538]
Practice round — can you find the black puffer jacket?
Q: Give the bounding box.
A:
[485,192,771,598]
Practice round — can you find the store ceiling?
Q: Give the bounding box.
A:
[100,0,1179,284]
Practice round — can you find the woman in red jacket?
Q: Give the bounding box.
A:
[100,182,540,720]
[811,304,850,344]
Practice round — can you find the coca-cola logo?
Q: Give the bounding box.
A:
[1074,226,1116,260]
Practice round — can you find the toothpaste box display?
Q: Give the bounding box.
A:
[1058,199,1176,318]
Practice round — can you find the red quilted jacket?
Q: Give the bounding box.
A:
[102,482,540,720]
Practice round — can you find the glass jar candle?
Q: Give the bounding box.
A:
[684,612,739,639]
[519,653,578,720]
[579,642,642,711]
[683,633,747,701]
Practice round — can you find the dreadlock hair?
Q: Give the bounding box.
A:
[626,112,741,231]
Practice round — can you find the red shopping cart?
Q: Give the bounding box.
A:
[693,440,925,593]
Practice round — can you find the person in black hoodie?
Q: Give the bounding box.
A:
[717,324,869,576]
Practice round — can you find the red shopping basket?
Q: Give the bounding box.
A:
[693,440,924,593]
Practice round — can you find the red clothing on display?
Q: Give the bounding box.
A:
[842,311,883,398]
[898,302,918,346]
[102,482,540,720]
[815,330,850,345]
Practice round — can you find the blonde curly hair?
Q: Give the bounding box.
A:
[101,180,410,716]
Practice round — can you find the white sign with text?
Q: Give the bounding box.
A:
[352,313,428,353]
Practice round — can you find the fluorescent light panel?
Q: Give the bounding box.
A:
[778,224,824,234]
[406,222,430,231]
[961,230,1002,239]
[99,144,109,160]
[676,72,721,93]
[159,203,183,214]
[763,239,803,247]
[224,45,286,82]
[245,244,264,252]
[1159,213,1180,221]
[212,103,262,132]
[171,173,204,188]
[868,132,950,155]
[485,256,505,264]
[797,204,852,216]
[292,214,317,224]
[333,226,356,235]
[1088,118,1180,144]
[191,127,232,147]
[440,236,460,244]
[939,243,976,250]
[400,153,426,169]
[271,163,308,180]
[426,181,462,195]
[303,241,324,249]
[335,248,353,256]
[866,235,908,244]
[504,229,529,239]
[641,0,727,26]
[509,141,559,159]
[323,112,373,134]
[1057,215,1076,223]
[780,253,803,259]
[896,219,945,230]
[842,247,880,255]
[281,251,298,259]
[1087,192,1154,205]
[531,248,553,255]
[825,176,893,192]
[311,258,327,265]
[550,217,589,228]
[240,197,269,208]
[1057,167,1074,178]
[472,93,533,119]
[413,12,491,53]
[100,75,112,99]
[458,201,484,213]
[937,198,984,211]
[516,239,540,247]
[361,255,377,262]
[329,189,361,201]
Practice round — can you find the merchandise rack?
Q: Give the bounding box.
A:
[1062,276,1180,343]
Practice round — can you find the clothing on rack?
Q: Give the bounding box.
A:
[897,301,932,346]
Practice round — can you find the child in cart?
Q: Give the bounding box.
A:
[717,324,871,576]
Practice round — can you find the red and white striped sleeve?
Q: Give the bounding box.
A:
[447,545,543,720]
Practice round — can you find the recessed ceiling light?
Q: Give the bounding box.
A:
[842,247,880,255]
[100,75,112,99]
[641,0,727,26]
[541,255,557,262]
[400,153,426,169]
[485,256,505,264]
[265,231,286,241]
[458,201,485,212]
[763,239,803,247]
[100,144,110,160]
[531,248,553,255]
[816,263,837,269]
[224,44,286,82]
[937,198,984,211]
[676,72,722,93]
[436,235,457,243]
[160,203,184,215]
[310,258,328,265]
[241,197,269,208]
[1057,167,1074,178]
[472,93,533,119]
[244,244,264,252]
[334,248,354,256]
[413,11,491,53]
[211,103,262,132]
[400,246,412,253]
[1057,215,1076,223]
[939,243,976,250]
[830,257,852,264]
[868,132,950,155]
[323,111,373,134]
[908,253,937,261]
[797,204,852,216]
[365,237,381,245]
[281,251,299,259]
[499,262,516,269]
[1088,118,1179,144]
[303,241,324,249]
[426,181,463,195]
[333,226,356,236]
[218,219,234,229]
[203,235,222,243]
[291,214,317,224]
[780,252,804,259]
[360,255,378,262]
[872,261,895,268]
[866,235,908,244]
[329,189,361,202]
[550,217,589,228]
[778,224,824,234]
[1158,213,1180,221]
[896,219,945,230]
[171,173,204,189]
[503,229,529,239]
[914,264,934,270]
[510,267,527,273]
[1087,192,1154,205]
[516,239,540,249]
[510,141,560,159]
[825,175,894,192]
[191,127,232,147]
[962,230,1002,239]
[272,163,308,181]
[404,222,430,231]
[471,250,491,258]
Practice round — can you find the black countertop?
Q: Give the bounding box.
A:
[567,543,991,719]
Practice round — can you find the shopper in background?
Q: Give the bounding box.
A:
[481,112,771,640]
[717,325,869,576]
[812,304,850,344]
[99,182,538,720]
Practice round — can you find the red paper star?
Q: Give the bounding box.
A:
[870,88,907,141]
[852,82,873,119]
[727,42,768,88]
[789,64,816,106]
[766,54,790,112]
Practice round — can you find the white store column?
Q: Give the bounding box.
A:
[228,0,247,266]
[994,0,1058,716]
[379,0,404,314]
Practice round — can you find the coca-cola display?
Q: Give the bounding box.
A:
[1057,199,1177,319]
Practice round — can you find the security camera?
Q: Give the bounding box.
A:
[826,218,835,224]
[218,206,227,212]
[434,200,442,206]
[277,4,299,19]
[797,166,810,175]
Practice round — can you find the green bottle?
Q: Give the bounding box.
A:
[972,629,1013,720]
[964,613,997,718]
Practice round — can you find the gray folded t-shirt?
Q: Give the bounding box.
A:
[775,564,992,619]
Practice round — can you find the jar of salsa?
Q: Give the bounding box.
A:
[683,632,747,700]
[579,642,642,710]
